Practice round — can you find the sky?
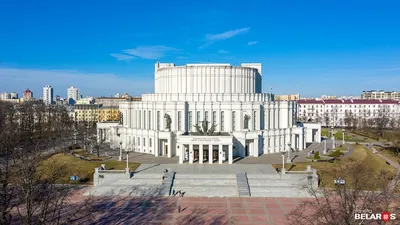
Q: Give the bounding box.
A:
[0,0,399,98]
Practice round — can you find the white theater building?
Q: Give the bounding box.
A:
[97,63,321,164]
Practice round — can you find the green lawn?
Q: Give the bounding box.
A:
[321,128,377,143]
[40,153,141,184]
[273,144,395,186]
[375,146,400,167]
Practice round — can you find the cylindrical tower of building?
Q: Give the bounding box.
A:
[154,63,262,94]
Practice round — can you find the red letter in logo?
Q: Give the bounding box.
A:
[382,212,391,222]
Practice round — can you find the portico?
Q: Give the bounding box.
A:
[178,135,233,164]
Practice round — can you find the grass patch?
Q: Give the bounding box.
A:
[375,146,400,167]
[273,144,395,187]
[40,153,141,184]
[73,149,110,160]
[321,128,376,142]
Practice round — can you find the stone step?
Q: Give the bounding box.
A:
[170,187,238,197]
[236,172,250,197]
[173,180,237,186]
[175,174,237,179]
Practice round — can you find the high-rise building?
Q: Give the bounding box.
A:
[23,89,33,100]
[10,92,18,99]
[42,85,54,105]
[361,90,400,101]
[0,92,11,99]
[67,86,80,104]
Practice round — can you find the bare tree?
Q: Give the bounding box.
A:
[344,111,353,130]
[0,102,93,224]
[323,112,330,127]
[288,160,400,225]
[375,109,390,137]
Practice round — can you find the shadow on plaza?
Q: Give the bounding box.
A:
[69,186,229,225]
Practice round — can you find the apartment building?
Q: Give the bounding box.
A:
[361,90,400,101]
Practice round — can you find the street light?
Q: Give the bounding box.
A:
[342,129,345,145]
[323,139,327,154]
[126,149,129,173]
[331,126,336,150]
[287,143,292,163]
[281,152,286,174]
[119,141,123,161]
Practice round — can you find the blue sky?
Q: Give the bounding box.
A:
[0,0,399,98]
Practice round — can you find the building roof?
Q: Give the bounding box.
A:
[298,99,399,104]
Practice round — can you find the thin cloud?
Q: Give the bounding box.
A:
[0,67,153,97]
[218,50,229,54]
[123,46,179,60]
[206,27,250,41]
[110,53,135,61]
[199,27,250,49]
[248,41,258,46]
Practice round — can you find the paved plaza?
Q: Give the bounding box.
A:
[75,195,306,225]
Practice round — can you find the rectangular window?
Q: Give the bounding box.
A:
[157,111,160,130]
[143,110,146,129]
[212,111,216,124]
[253,111,256,130]
[188,111,192,131]
[197,111,200,124]
[221,111,225,131]
[149,138,152,147]
[232,111,236,131]
[148,111,151,129]
[138,111,141,129]
[138,137,140,146]
[143,138,146,147]
[205,111,209,122]
[178,111,182,131]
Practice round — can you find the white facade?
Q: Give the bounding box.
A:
[42,85,53,105]
[98,63,321,164]
[67,86,80,102]
[298,99,400,127]
[0,92,11,99]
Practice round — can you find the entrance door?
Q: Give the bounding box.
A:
[213,150,218,162]
[245,145,249,156]
[165,144,168,156]
[194,150,199,161]
[204,150,208,162]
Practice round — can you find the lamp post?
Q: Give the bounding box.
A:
[281,152,286,174]
[342,129,345,145]
[287,143,292,163]
[119,141,122,161]
[126,150,129,170]
[323,139,327,154]
[331,126,336,150]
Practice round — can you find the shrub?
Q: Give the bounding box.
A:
[314,152,320,160]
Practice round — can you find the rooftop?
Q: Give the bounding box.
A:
[298,99,399,104]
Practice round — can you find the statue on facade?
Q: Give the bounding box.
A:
[164,113,172,130]
[192,120,217,136]
[244,114,250,129]
[119,112,123,125]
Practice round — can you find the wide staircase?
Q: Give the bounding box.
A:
[171,173,239,197]
[87,172,171,197]
[247,173,311,198]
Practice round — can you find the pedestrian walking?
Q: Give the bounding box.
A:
[172,189,175,195]
[178,205,181,213]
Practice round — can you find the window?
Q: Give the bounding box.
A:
[232,111,236,131]
[221,111,225,131]
[253,111,256,130]
[197,111,200,124]
[188,111,192,131]
[143,138,146,147]
[212,111,216,124]
[138,137,140,146]
[143,110,146,129]
[157,111,160,130]
[138,111,141,129]
[149,138,152,147]
[148,111,151,129]
[205,111,209,122]
[178,111,182,130]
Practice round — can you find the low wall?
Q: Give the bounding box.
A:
[93,167,129,186]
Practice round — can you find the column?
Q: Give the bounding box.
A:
[228,145,233,164]
[199,144,203,164]
[299,131,304,150]
[167,138,172,157]
[179,144,184,164]
[219,144,223,164]
[189,145,194,164]
[209,144,213,164]
[291,133,296,151]
[155,139,159,156]
[254,138,259,157]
